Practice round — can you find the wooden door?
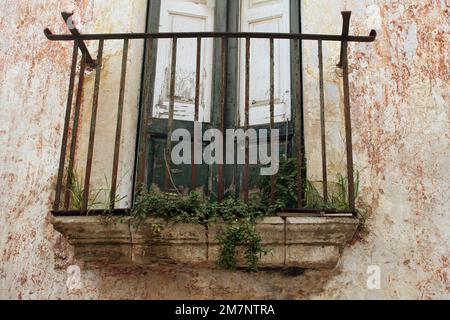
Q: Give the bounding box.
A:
[147,0,215,193]
[239,0,291,126]
[152,0,215,123]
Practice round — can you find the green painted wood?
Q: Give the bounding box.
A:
[208,0,230,200]
[144,0,161,125]
[135,0,161,192]
[147,118,211,134]
[290,0,302,157]
[143,0,225,194]
[290,0,306,201]
[146,135,210,194]
[232,0,303,198]
[140,0,304,199]
[226,0,240,198]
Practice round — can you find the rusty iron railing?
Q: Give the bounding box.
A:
[46,12,376,216]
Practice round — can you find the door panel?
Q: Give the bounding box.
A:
[147,0,215,193]
[145,0,296,195]
[239,0,291,126]
[153,0,215,123]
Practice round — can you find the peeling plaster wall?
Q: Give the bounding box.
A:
[302,0,449,299]
[0,0,448,299]
[73,0,146,208]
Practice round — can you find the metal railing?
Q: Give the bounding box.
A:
[45,11,376,216]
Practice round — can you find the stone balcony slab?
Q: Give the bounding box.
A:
[52,215,359,269]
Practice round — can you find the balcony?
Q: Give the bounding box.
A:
[46,12,375,270]
[52,216,359,269]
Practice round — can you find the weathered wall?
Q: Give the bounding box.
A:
[0,0,448,299]
[73,0,146,209]
[302,0,449,299]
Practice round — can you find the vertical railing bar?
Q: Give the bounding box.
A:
[110,39,129,209]
[82,39,104,211]
[337,11,352,68]
[340,11,356,212]
[318,40,328,203]
[164,37,178,192]
[294,39,303,208]
[194,37,202,122]
[218,36,227,202]
[284,119,289,159]
[243,37,250,203]
[64,51,86,210]
[269,37,276,203]
[342,45,355,211]
[192,36,201,191]
[54,40,79,212]
[137,38,154,188]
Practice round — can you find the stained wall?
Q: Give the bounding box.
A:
[0,0,448,299]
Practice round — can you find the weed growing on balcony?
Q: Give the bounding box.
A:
[65,171,103,211]
[259,158,369,240]
[132,189,212,225]
[129,158,367,271]
[258,157,299,208]
[259,157,362,211]
[64,170,127,213]
[213,197,276,272]
[131,187,277,271]
[216,223,267,272]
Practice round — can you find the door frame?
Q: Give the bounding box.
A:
[135,0,303,197]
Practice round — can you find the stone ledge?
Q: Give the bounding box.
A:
[52,215,359,269]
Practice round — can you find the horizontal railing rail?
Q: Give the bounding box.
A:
[46,11,376,216]
[45,29,376,42]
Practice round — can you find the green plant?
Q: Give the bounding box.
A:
[128,159,367,271]
[260,159,369,242]
[304,171,361,210]
[305,180,325,208]
[328,172,360,210]
[217,222,267,272]
[260,157,362,211]
[213,197,273,272]
[66,171,86,211]
[130,188,273,271]
[65,170,127,213]
[258,157,298,208]
[132,187,212,224]
[65,171,103,212]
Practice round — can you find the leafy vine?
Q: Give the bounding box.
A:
[126,158,366,271]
